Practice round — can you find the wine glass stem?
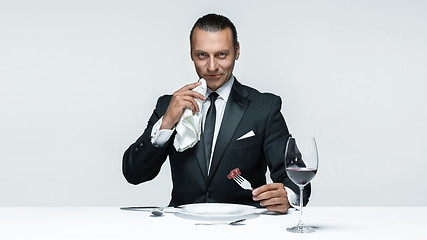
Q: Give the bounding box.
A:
[298,186,304,225]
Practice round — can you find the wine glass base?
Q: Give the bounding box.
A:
[286,224,316,233]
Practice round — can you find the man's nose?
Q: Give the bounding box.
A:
[207,58,219,71]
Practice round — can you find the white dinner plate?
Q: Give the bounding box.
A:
[175,203,262,221]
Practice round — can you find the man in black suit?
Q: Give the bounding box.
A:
[122,13,310,213]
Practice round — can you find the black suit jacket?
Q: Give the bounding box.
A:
[123,79,310,207]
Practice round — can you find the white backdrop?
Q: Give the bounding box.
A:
[1,0,426,207]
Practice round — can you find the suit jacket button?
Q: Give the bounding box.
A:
[206,192,211,198]
[135,141,144,152]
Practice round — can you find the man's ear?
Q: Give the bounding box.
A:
[235,42,240,60]
[190,48,194,61]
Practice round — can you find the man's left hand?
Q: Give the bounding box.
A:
[252,183,290,213]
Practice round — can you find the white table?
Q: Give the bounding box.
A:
[0,207,426,240]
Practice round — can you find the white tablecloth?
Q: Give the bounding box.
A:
[0,207,426,240]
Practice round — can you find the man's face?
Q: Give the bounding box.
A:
[190,27,240,91]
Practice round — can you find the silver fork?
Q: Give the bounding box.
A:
[233,174,253,190]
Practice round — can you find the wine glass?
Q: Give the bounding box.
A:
[284,137,318,233]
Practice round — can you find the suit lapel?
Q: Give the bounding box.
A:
[208,80,250,184]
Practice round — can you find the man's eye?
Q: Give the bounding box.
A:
[218,52,227,58]
[198,53,206,58]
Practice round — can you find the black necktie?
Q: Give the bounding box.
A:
[203,92,219,173]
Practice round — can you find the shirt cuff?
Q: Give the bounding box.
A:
[151,116,175,147]
[285,187,299,208]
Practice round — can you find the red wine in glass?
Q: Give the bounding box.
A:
[284,137,318,233]
[286,168,317,186]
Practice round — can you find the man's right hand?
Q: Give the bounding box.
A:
[160,81,206,130]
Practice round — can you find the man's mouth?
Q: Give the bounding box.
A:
[206,74,222,79]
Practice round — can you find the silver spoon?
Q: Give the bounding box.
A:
[195,218,246,225]
[120,206,181,216]
[150,208,164,216]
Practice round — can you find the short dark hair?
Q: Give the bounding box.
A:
[190,13,238,52]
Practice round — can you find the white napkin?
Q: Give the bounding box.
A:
[173,79,207,152]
